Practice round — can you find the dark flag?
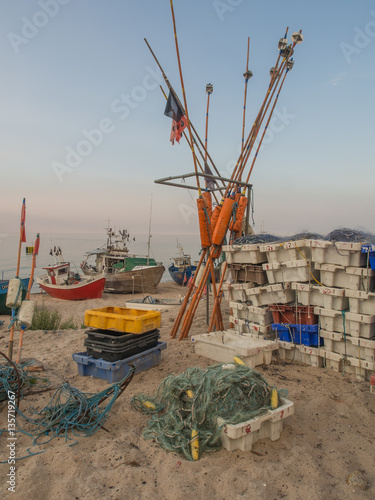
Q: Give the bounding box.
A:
[204,162,216,191]
[164,91,187,145]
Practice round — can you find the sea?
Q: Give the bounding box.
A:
[0,232,201,294]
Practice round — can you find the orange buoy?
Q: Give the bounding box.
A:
[197,198,211,248]
[212,196,235,247]
[202,191,213,219]
[230,195,248,233]
[211,203,222,233]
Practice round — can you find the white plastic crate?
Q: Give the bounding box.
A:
[245,283,295,307]
[222,244,267,265]
[262,260,317,284]
[314,307,346,333]
[218,398,294,452]
[222,282,255,303]
[259,239,312,264]
[230,302,273,326]
[345,289,375,315]
[315,263,375,291]
[191,330,278,368]
[345,312,375,339]
[292,282,348,310]
[291,282,322,307]
[320,329,375,362]
[229,316,276,339]
[310,240,366,267]
[276,341,304,363]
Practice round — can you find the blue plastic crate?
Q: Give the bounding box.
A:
[72,341,167,383]
[272,323,323,347]
[361,244,375,270]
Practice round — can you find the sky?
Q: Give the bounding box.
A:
[1,0,375,240]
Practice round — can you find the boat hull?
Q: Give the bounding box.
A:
[104,265,165,294]
[168,264,197,286]
[36,275,106,300]
[0,278,31,314]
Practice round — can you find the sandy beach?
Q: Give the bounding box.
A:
[1,281,374,500]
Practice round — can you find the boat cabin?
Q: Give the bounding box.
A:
[42,263,79,286]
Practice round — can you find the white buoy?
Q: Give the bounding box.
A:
[18,300,35,328]
[6,277,23,308]
[195,263,206,288]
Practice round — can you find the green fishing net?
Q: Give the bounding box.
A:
[131,362,287,460]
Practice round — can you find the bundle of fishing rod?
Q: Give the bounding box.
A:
[147,2,304,341]
[131,360,286,461]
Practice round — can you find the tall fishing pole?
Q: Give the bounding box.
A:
[241,37,252,153]
[8,198,26,360]
[16,233,39,363]
[169,0,201,195]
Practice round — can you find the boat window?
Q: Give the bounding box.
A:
[58,268,68,275]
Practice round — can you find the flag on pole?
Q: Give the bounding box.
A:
[33,233,40,268]
[21,198,26,243]
[164,91,187,145]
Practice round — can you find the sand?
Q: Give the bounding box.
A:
[1,281,374,500]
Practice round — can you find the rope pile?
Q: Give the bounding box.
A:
[1,364,135,460]
[131,362,286,461]
[0,351,49,405]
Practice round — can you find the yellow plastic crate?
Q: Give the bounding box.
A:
[84,307,161,334]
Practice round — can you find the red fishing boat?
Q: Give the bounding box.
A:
[36,248,105,300]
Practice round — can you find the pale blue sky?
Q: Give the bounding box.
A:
[1,0,375,239]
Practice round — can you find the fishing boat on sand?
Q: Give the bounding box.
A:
[168,243,197,286]
[80,226,165,294]
[37,247,105,300]
[0,277,31,314]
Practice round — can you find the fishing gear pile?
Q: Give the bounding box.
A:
[131,362,286,461]
[1,367,135,460]
[0,351,49,405]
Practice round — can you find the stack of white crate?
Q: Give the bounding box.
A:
[222,242,275,339]
[223,238,375,382]
[308,240,375,381]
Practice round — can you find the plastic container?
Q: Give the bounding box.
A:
[262,260,318,285]
[291,282,348,310]
[222,282,255,303]
[84,307,161,334]
[361,244,375,270]
[84,329,160,361]
[230,302,273,326]
[345,312,375,339]
[315,263,375,291]
[229,316,276,339]
[245,283,295,307]
[222,244,268,265]
[217,398,294,452]
[314,307,346,333]
[72,342,167,383]
[227,263,268,285]
[191,331,278,368]
[259,239,312,263]
[345,290,375,315]
[371,373,375,393]
[311,240,366,267]
[272,323,322,347]
[320,329,375,362]
[269,304,317,325]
